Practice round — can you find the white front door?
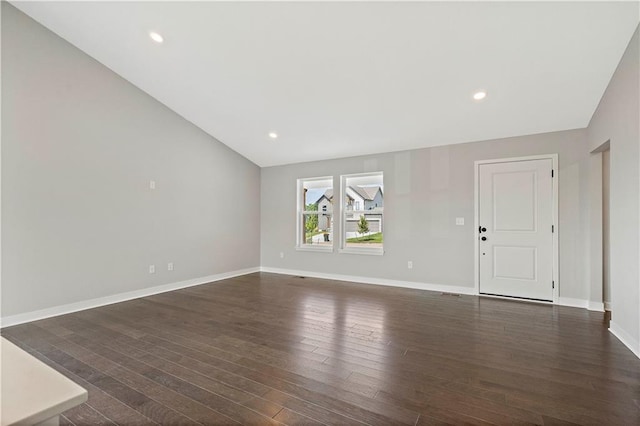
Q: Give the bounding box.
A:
[478,159,554,301]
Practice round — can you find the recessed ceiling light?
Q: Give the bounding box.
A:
[473,91,487,101]
[149,32,164,43]
[268,132,278,139]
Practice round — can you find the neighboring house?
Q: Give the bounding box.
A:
[315,189,334,230]
[345,186,383,235]
[314,186,384,234]
[346,186,383,212]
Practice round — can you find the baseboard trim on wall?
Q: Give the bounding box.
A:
[557,297,603,311]
[270,267,625,351]
[557,297,587,308]
[0,267,260,328]
[262,267,601,313]
[1,265,610,333]
[609,321,640,359]
[260,267,477,296]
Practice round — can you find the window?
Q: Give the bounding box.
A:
[340,172,384,255]
[296,176,333,251]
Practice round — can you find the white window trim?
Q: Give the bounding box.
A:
[339,172,384,256]
[296,176,334,252]
[295,245,333,253]
[339,246,384,256]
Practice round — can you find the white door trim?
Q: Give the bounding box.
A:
[474,154,559,304]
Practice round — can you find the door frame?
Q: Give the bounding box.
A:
[473,154,559,304]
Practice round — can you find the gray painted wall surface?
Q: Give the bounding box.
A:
[587,26,640,349]
[1,4,260,317]
[261,129,591,300]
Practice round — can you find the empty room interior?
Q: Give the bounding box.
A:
[1,1,640,425]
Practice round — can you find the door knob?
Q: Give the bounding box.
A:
[481,236,487,241]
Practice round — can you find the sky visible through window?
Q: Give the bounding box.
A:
[306,189,325,205]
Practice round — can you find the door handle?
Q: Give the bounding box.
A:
[479,226,487,233]
[481,236,487,241]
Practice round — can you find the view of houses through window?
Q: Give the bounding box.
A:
[297,173,384,253]
[298,177,333,247]
[341,172,384,251]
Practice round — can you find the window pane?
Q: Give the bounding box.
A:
[343,173,383,249]
[303,214,333,245]
[299,177,333,247]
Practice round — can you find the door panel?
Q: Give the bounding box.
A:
[493,246,536,280]
[479,159,553,301]
[493,171,537,231]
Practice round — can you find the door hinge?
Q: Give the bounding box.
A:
[552,280,555,289]
[551,169,554,178]
[552,225,554,233]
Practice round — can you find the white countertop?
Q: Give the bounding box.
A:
[1,337,88,426]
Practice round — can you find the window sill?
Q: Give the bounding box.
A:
[295,245,334,253]
[338,247,384,256]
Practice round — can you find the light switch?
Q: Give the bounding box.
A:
[456,217,465,226]
[150,180,156,190]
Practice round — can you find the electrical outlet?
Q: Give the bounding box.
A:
[408,261,413,269]
[167,262,173,271]
[150,180,156,190]
[149,265,155,274]
[456,217,465,226]
[280,252,284,259]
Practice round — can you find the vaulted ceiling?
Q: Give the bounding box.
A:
[12,1,639,166]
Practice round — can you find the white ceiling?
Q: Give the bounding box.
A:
[11,1,639,167]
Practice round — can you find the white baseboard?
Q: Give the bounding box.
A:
[557,297,605,311]
[259,267,476,296]
[262,267,609,313]
[557,298,605,312]
[588,301,605,312]
[609,321,640,359]
[0,267,260,328]
[557,297,587,308]
[1,265,611,330]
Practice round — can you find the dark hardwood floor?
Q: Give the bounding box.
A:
[3,272,640,425]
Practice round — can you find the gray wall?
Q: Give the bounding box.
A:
[587,26,639,351]
[1,4,261,318]
[261,129,591,300]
